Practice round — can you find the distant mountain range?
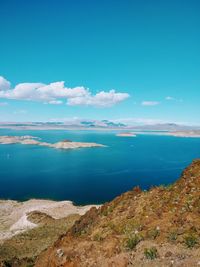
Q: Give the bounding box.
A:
[0,120,200,131]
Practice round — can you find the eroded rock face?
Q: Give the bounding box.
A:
[35,160,200,267]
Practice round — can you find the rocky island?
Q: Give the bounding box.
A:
[0,136,105,150]
[116,132,136,137]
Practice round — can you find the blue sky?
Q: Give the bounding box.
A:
[0,0,199,125]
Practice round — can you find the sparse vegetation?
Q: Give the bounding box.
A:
[168,231,178,242]
[0,214,80,265]
[125,234,142,250]
[93,233,103,241]
[166,183,174,190]
[144,247,158,260]
[184,234,198,248]
[147,228,160,240]
[101,205,114,216]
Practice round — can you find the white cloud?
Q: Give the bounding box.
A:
[141,101,160,106]
[0,76,11,91]
[0,76,129,107]
[165,96,174,100]
[165,96,183,102]
[68,90,129,107]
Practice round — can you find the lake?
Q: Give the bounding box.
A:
[0,129,200,205]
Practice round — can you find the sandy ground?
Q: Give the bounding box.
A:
[0,199,99,242]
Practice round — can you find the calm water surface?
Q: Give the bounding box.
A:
[0,129,200,204]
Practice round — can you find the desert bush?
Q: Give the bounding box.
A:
[184,234,198,248]
[166,184,173,191]
[168,231,178,242]
[93,233,103,241]
[144,247,158,260]
[101,206,114,216]
[147,228,160,240]
[125,234,142,250]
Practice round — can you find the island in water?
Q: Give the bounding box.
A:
[116,132,136,137]
[0,136,106,150]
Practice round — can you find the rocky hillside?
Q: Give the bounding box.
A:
[0,213,80,267]
[35,160,200,267]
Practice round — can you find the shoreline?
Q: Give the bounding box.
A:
[0,198,100,242]
[0,197,101,206]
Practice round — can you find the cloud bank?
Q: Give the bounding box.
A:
[0,76,129,107]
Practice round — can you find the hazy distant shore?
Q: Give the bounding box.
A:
[141,131,200,138]
[0,123,200,137]
[166,131,200,138]
[0,121,200,133]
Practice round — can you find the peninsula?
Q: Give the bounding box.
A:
[0,199,99,242]
[167,131,200,138]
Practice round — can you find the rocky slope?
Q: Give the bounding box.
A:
[0,199,99,241]
[0,213,80,267]
[35,159,200,267]
[0,200,99,267]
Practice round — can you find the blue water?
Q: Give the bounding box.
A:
[0,129,200,205]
